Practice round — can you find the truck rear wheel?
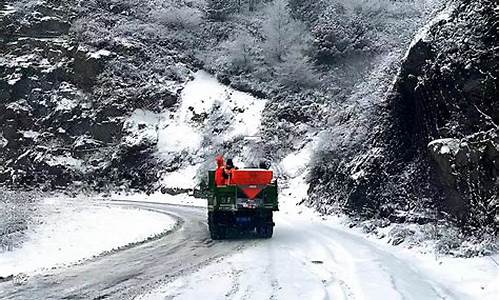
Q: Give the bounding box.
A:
[257,224,273,238]
[208,212,226,240]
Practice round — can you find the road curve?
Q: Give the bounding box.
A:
[0,200,490,300]
[0,200,245,300]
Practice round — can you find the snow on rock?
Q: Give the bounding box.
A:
[45,155,84,171]
[0,133,7,148]
[21,130,40,140]
[54,97,78,112]
[0,4,16,16]
[405,3,456,58]
[428,138,461,156]
[0,199,177,277]
[45,155,83,170]
[123,109,159,147]
[88,49,112,59]
[6,73,22,86]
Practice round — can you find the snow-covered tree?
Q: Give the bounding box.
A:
[311,4,368,63]
[276,46,318,90]
[224,32,258,73]
[262,0,305,62]
[155,6,202,29]
[206,0,236,21]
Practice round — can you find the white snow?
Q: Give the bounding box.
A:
[123,109,159,147]
[54,97,78,111]
[21,130,40,139]
[106,191,207,208]
[280,141,316,178]
[428,138,461,156]
[157,70,266,156]
[6,73,21,86]
[45,155,84,171]
[0,4,16,16]
[137,189,498,300]
[88,49,112,59]
[157,121,200,153]
[160,165,199,189]
[0,198,177,277]
[0,133,7,148]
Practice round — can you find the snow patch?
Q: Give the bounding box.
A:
[0,5,16,16]
[45,155,84,171]
[88,49,112,59]
[55,97,78,111]
[106,191,207,207]
[280,142,315,178]
[157,70,266,157]
[157,120,200,153]
[21,130,40,139]
[0,199,177,277]
[123,109,159,147]
[428,138,461,156]
[6,73,22,85]
[161,165,199,190]
[0,133,7,148]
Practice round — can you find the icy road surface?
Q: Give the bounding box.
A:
[0,199,496,300]
[138,210,497,300]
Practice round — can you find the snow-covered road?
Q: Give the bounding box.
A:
[0,201,247,299]
[1,198,495,300]
[139,207,497,300]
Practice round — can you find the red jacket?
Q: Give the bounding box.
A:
[215,156,225,186]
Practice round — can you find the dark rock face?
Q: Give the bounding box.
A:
[308,0,498,232]
[384,0,498,230]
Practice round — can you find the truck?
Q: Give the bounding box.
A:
[207,169,278,239]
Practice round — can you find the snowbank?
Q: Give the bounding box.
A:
[0,199,177,277]
[107,191,207,208]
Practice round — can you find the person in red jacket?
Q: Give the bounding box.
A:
[215,155,225,186]
[223,158,238,185]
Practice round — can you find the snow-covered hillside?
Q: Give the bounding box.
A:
[122,70,268,190]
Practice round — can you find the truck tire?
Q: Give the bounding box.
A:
[208,212,217,239]
[257,224,273,238]
[208,212,226,240]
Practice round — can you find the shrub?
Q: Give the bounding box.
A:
[155,6,202,29]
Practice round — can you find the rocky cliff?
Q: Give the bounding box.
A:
[0,0,195,192]
[308,0,498,235]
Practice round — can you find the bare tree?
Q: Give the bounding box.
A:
[262,0,306,62]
